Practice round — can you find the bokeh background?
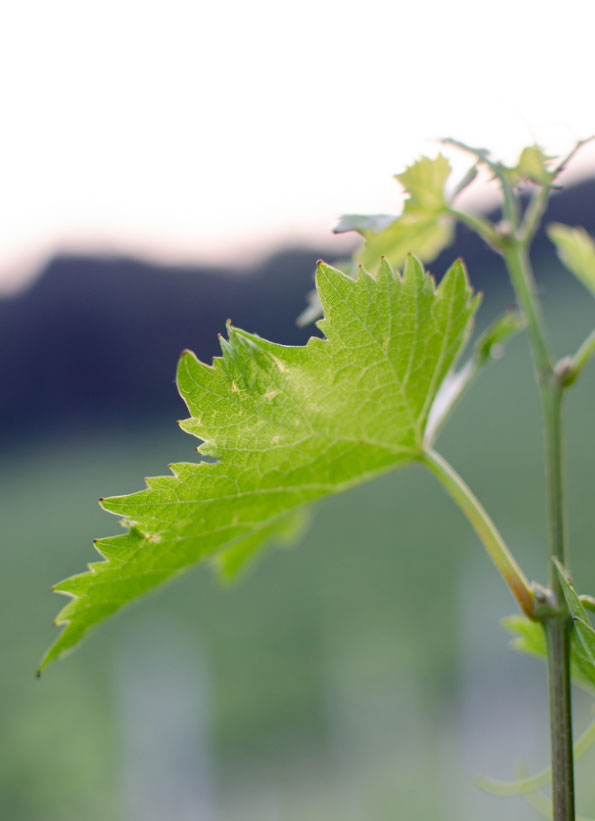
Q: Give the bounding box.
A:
[2,2,595,819]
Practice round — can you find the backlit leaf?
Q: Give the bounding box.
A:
[512,145,555,185]
[336,155,455,275]
[41,255,479,671]
[395,153,451,211]
[548,223,595,295]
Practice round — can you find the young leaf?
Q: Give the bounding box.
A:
[503,608,595,695]
[396,154,452,212]
[296,287,323,327]
[358,213,453,276]
[510,145,555,186]
[475,310,526,365]
[554,559,595,690]
[450,163,478,200]
[503,614,548,659]
[40,255,479,672]
[333,214,395,236]
[215,508,309,583]
[425,309,524,441]
[547,223,595,295]
[336,155,455,275]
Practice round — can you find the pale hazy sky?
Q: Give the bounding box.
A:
[1,0,593,292]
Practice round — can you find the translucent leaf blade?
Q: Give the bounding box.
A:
[337,155,455,275]
[41,256,478,671]
[358,214,454,274]
[394,153,451,211]
[511,145,555,185]
[547,223,595,295]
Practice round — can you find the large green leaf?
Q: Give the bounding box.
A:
[40,255,479,671]
[547,223,595,295]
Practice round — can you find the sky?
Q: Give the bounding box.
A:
[1,0,594,292]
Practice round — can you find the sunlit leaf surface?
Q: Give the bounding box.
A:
[41,255,478,671]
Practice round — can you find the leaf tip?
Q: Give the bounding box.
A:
[178,349,197,371]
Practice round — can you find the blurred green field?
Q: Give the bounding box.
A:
[2,265,594,820]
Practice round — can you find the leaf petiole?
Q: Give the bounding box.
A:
[421,448,535,618]
[447,207,500,249]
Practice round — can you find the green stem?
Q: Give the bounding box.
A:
[502,239,575,821]
[545,379,574,821]
[448,208,499,248]
[501,242,552,385]
[422,449,535,618]
[521,184,551,244]
[525,788,593,821]
[547,620,575,820]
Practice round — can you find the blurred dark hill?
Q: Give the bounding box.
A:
[1,178,593,445]
[0,248,324,443]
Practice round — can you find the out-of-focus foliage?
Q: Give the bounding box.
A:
[335,155,455,275]
[426,309,525,441]
[548,223,595,295]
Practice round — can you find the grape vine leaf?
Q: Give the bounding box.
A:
[547,223,595,295]
[335,155,455,275]
[40,255,479,672]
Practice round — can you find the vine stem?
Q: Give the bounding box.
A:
[502,239,575,821]
[421,448,535,618]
